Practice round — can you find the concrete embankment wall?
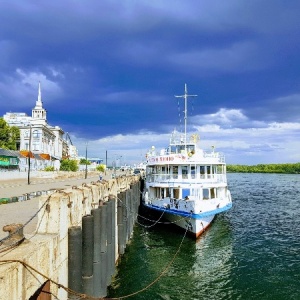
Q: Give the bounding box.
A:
[0,175,141,300]
[0,170,99,181]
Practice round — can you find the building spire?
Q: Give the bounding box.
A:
[35,81,43,109]
[32,81,47,122]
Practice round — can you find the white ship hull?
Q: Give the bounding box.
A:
[142,200,232,238]
[160,210,215,238]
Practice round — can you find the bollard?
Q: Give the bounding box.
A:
[106,200,113,285]
[92,204,108,298]
[2,223,24,246]
[82,276,93,296]
[100,203,108,291]
[117,192,126,255]
[82,215,94,296]
[100,204,107,253]
[100,252,107,295]
[68,226,82,299]
[91,207,102,297]
[118,224,125,255]
[126,189,133,241]
[117,192,124,225]
[82,215,94,276]
[91,208,101,262]
[110,196,117,278]
[93,261,106,298]
[123,191,129,244]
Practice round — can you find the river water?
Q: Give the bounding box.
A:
[108,173,300,300]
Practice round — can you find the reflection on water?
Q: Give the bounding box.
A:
[108,174,300,300]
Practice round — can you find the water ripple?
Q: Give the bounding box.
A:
[109,174,300,299]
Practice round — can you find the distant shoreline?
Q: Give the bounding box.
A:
[227,163,300,174]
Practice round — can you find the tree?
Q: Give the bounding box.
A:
[0,118,20,150]
[79,158,91,165]
[60,159,79,171]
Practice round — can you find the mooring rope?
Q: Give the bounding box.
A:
[0,214,191,300]
[110,215,191,299]
[117,195,189,226]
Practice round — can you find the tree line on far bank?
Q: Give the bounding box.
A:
[227,163,300,174]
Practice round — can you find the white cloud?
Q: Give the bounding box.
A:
[192,108,248,127]
[16,69,61,95]
[71,114,300,165]
[0,69,63,110]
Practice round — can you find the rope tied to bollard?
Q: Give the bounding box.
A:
[0,194,52,249]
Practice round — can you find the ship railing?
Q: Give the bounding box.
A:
[146,174,227,183]
[150,197,196,211]
[148,196,230,213]
[203,152,226,163]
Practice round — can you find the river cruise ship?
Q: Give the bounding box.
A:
[142,85,232,238]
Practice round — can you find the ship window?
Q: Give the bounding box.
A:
[191,166,196,179]
[203,188,210,200]
[170,146,177,153]
[172,166,178,179]
[217,165,223,173]
[182,166,188,179]
[166,188,170,197]
[156,188,160,198]
[182,189,190,198]
[187,145,195,153]
[200,166,205,174]
[211,188,216,198]
[156,166,162,174]
[178,145,185,152]
[173,189,180,199]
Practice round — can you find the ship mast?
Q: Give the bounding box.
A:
[175,83,197,148]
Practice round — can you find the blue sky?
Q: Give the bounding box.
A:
[1,1,300,165]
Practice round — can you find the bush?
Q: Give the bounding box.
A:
[44,166,55,171]
[96,164,106,172]
[60,159,79,171]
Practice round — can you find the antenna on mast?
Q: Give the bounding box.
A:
[175,83,197,147]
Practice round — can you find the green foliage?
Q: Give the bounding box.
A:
[79,158,91,165]
[44,166,55,171]
[0,118,20,150]
[60,159,79,171]
[227,163,300,174]
[96,164,106,172]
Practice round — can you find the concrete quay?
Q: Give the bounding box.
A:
[0,170,119,240]
[0,172,98,240]
[0,170,140,299]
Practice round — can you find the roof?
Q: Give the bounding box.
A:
[0,148,21,158]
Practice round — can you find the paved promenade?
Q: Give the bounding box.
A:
[0,171,117,240]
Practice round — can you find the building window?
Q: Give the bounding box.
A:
[33,130,39,138]
[32,143,39,151]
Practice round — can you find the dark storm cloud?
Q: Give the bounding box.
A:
[0,0,300,163]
